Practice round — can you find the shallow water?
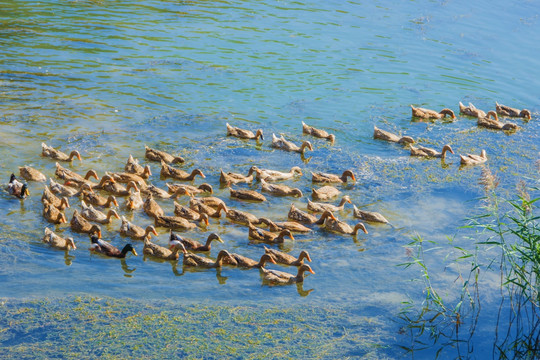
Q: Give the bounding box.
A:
[1,0,539,358]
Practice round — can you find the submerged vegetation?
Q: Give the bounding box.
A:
[400,167,540,359]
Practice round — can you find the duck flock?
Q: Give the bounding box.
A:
[5,101,533,288]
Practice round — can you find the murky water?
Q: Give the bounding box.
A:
[1,0,539,357]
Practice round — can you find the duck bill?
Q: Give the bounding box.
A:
[127,200,134,210]
[309,268,315,274]
[351,174,356,182]
[152,229,158,236]
[113,198,119,207]
[289,233,295,241]
[306,254,312,262]
[131,249,138,256]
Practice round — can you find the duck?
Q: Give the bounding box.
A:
[43,228,76,251]
[226,123,264,141]
[174,201,208,221]
[373,126,415,145]
[248,223,295,244]
[189,201,228,219]
[140,184,184,199]
[302,122,335,143]
[229,187,267,202]
[311,170,355,184]
[105,171,147,188]
[477,111,519,131]
[42,200,67,224]
[55,163,99,185]
[145,145,184,164]
[160,162,206,181]
[41,143,82,162]
[49,178,79,197]
[154,213,209,231]
[307,195,351,213]
[410,144,454,159]
[223,253,277,269]
[181,247,237,268]
[459,102,486,118]
[312,185,341,200]
[260,179,302,197]
[353,205,389,224]
[254,166,303,182]
[460,150,488,166]
[120,216,159,241]
[42,186,70,210]
[101,180,139,197]
[166,183,213,195]
[7,174,29,199]
[89,235,138,258]
[257,217,312,233]
[410,105,456,120]
[271,134,313,154]
[143,236,182,261]
[496,102,531,120]
[190,196,226,209]
[260,264,315,285]
[124,155,152,179]
[288,205,336,225]
[143,195,165,219]
[222,207,261,226]
[169,231,223,252]
[80,186,118,207]
[264,247,312,266]
[219,167,257,185]
[80,200,120,224]
[70,210,102,237]
[321,212,368,236]
[19,165,46,182]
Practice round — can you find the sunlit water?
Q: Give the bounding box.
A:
[1,0,539,357]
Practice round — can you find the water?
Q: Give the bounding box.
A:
[1,0,539,358]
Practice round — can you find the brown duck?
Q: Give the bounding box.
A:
[229,187,267,202]
[42,186,70,210]
[264,247,312,266]
[42,200,67,224]
[41,143,82,162]
[261,264,315,285]
[219,167,257,185]
[120,216,158,241]
[248,223,295,244]
[302,121,335,143]
[145,145,184,164]
[70,210,102,237]
[160,161,205,181]
[410,105,456,120]
[226,123,264,141]
[312,185,341,201]
[143,236,182,261]
[43,228,76,251]
[496,102,531,119]
[410,144,454,159]
[307,195,351,213]
[311,170,355,184]
[169,231,223,252]
[477,111,519,131]
[19,165,46,182]
[143,194,165,219]
[373,126,415,145]
[271,134,313,154]
[125,155,152,179]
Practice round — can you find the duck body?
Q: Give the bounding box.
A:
[120,216,158,240]
[225,208,260,226]
[220,168,256,185]
[302,122,335,143]
[352,205,389,224]
[248,223,295,244]
[174,201,206,221]
[264,247,312,266]
[307,196,351,213]
[70,210,102,237]
[82,190,118,208]
[261,264,315,285]
[8,174,29,199]
[261,219,312,233]
[42,186,70,210]
[410,105,456,120]
[460,150,488,165]
[106,171,147,187]
[19,166,46,182]
[160,162,205,181]
[42,143,81,162]
[155,214,208,231]
[373,126,415,145]
[145,146,184,164]
[477,111,519,131]
[101,180,139,197]
[226,123,264,141]
[190,196,226,209]
[311,170,355,184]
[55,163,98,186]
[410,144,454,159]
[81,201,120,224]
[496,102,531,119]
[143,236,181,261]
[271,134,313,154]
[42,200,67,224]
[182,249,236,268]
[312,185,341,200]
[143,195,165,219]
[459,102,486,118]
[261,179,302,197]
[49,178,78,197]
[230,187,267,202]
[90,236,138,258]
[254,166,302,182]
[190,201,227,219]
[322,214,368,236]
[166,183,213,195]
[43,228,76,250]
[224,253,276,268]
[170,231,223,252]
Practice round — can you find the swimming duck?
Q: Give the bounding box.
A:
[248,222,295,244]
[125,155,152,179]
[459,102,487,118]
[312,185,341,200]
[101,180,139,197]
[410,144,454,159]
[226,123,264,141]
[42,200,67,224]
[222,207,261,226]
[89,235,138,258]
[307,195,351,213]
[7,174,29,199]
[257,217,312,233]
[43,228,76,251]
[174,201,208,221]
[70,210,102,237]
[373,126,415,145]
[229,187,267,202]
[41,143,82,162]
[190,196,227,209]
[311,170,355,184]
[182,247,237,268]
[254,166,303,182]
[106,171,147,188]
[410,105,456,120]
[460,150,488,166]
[82,189,118,208]
[189,201,228,219]
[120,216,158,241]
[145,145,184,164]
[143,236,182,261]
[223,253,276,268]
[55,163,98,185]
[271,134,313,154]
[80,200,120,224]
[42,186,70,210]
[155,213,209,231]
[496,102,531,120]
[166,183,213,195]
[140,184,183,200]
[169,231,223,252]
[160,162,206,181]
[219,167,257,185]
[288,204,335,225]
[302,122,335,143]
[477,111,519,131]
[260,264,315,285]
[19,166,46,182]
[322,213,368,236]
[264,247,312,267]
[143,194,165,219]
[352,205,389,224]
[261,179,303,197]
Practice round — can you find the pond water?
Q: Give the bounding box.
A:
[1,0,539,358]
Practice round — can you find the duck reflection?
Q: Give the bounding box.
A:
[121,258,136,277]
